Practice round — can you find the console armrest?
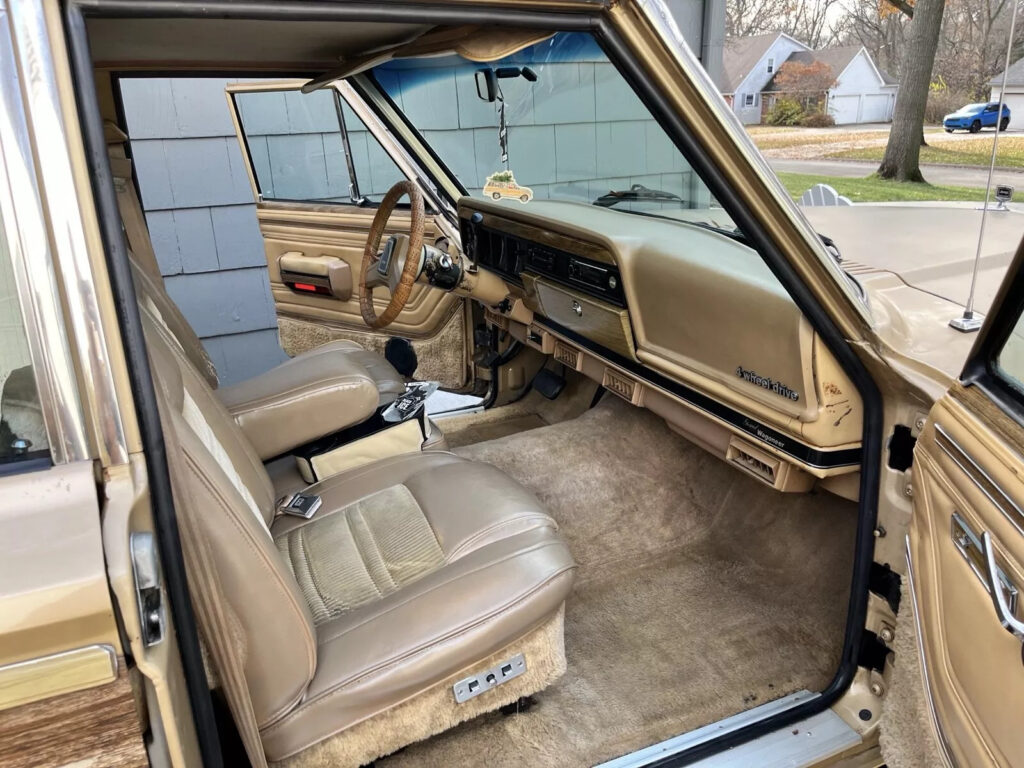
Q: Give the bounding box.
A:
[217,354,380,460]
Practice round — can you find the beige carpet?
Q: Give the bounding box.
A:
[379,396,858,767]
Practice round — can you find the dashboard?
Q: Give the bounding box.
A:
[460,197,863,497]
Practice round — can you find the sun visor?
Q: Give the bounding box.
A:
[301,26,552,93]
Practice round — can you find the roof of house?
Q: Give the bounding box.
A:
[990,56,1024,87]
[763,45,896,91]
[721,32,782,93]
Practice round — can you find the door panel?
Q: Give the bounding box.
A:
[257,203,469,389]
[259,203,459,336]
[911,389,1024,767]
[227,81,472,389]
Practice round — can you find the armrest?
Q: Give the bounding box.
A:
[217,353,380,460]
[279,252,352,300]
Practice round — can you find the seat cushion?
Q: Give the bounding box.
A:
[316,340,406,405]
[216,340,407,461]
[263,452,576,761]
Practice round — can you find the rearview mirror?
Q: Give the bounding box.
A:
[475,69,497,103]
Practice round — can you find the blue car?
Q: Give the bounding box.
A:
[943,102,1011,133]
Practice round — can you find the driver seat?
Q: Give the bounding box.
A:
[111,139,408,458]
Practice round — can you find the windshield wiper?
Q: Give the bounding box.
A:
[593,183,684,208]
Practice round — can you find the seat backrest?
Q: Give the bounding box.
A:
[142,301,317,726]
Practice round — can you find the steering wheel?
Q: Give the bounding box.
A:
[359,180,425,329]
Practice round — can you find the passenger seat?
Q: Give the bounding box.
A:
[141,298,576,766]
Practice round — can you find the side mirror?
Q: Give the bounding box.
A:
[475,69,497,103]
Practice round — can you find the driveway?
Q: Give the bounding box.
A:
[769,158,1024,189]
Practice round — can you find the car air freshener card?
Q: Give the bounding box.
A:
[483,171,533,203]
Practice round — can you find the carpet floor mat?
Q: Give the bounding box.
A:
[380,396,858,767]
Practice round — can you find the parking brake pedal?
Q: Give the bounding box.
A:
[532,367,565,400]
[453,653,527,703]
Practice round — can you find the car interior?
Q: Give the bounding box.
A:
[70,13,869,768]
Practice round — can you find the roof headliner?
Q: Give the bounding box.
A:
[86,17,435,69]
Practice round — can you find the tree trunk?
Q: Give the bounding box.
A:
[877,0,946,182]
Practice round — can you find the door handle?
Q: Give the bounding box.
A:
[981,531,1024,640]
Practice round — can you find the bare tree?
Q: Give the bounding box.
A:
[878,0,946,181]
[837,0,909,77]
[726,0,844,46]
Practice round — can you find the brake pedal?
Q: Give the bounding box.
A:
[532,367,565,400]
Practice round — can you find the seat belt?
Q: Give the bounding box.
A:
[154,389,270,768]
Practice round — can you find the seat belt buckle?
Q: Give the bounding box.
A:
[278,492,322,519]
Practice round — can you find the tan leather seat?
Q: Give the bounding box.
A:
[110,136,406,438]
[130,256,406,459]
[141,299,575,766]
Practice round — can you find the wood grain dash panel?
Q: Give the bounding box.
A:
[0,662,147,768]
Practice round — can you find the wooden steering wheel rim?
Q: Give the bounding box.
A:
[358,180,425,329]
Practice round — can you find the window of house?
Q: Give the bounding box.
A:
[233,88,406,204]
[767,57,775,74]
[0,215,49,466]
[743,93,757,107]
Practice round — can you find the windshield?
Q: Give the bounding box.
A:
[962,103,987,111]
[371,32,737,232]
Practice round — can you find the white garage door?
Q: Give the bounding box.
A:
[1000,93,1024,126]
[829,95,859,125]
[861,93,891,123]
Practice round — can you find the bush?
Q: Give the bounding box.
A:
[925,85,974,125]
[799,111,836,127]
[765,98,805,126]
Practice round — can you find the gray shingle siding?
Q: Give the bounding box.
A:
[121,76,287,386]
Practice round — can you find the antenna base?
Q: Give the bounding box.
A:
[950,314,983,333]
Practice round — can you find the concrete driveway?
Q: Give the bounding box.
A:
[769,158,1024,189]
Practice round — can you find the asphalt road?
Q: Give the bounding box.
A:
[769,158,1024,189]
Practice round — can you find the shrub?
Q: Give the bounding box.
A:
[765,98,805,126]
[799,111,836,128]
[925,84,974,125]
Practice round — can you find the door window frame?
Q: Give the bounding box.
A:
[962,241,1024,424]
[225,79,458,240]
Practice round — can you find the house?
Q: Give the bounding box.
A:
[990,56,1024,114]
[721,33,898,125]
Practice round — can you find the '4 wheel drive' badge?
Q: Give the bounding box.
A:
[735,366,800,402]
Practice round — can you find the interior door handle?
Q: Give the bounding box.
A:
[981,531,1024,640]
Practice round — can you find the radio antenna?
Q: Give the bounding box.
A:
[951,0,1019,332]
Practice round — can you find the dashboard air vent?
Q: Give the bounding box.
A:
[554,341,581,370]
[602,367,641,405]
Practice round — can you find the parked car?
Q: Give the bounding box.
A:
[3,2,1024,768]
[943,101,1011,132]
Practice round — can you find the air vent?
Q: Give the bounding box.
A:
[602,367,641,405]
[725,437,814,492]
[553,341,581,370]
[729,444,777,484]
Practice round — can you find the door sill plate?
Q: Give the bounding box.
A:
[596,690,860,768]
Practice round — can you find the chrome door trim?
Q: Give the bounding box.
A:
[951,512,1020,620]
[935,423,1024,537]
[5,0,129,466]
[904,536,956,768]
[0,2,88,464]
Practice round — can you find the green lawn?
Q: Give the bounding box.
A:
[775,172,1024,203]
[830,136,1024,168]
